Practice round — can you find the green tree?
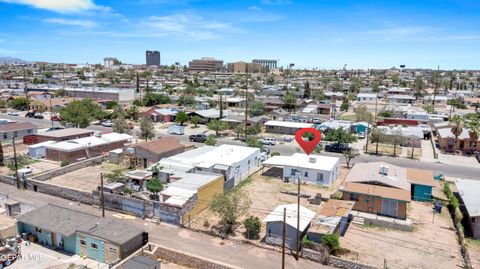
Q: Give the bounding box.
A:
[210,191,251,234]
[370,127,386,155]
[321,234,340,254]
[140,116,155,141]
[7,154,30,175]
[178,95,195,107]
[283,92,296,112]
[127,105,139,120]
[413,76,426,100]
[143,93,170,106]
[175,111,188,126]
[105,101,118,109]
[207,119,227,136]
[390,129,403,156]
[205,135,217,146]
[246,137,263,148]
[344,149,359,168]
[249,101,265,117]
[190,115,200,128]
[449,115,464,140]
[325,128,357,145]
[355,105,373,123]
[104,168,125,183]
[234,124,244,140]
[132,99,144,107]
[243,216,261,239]
[340,99,349,111]
[60,99,105,128]
[247,124,262,135]
[466,117,480,141]
[378,110,393,118]
[303,81,311,99]
[146,177,164,194]
[112,107,130,134]
[447,98,467,110]
[10,97,28,110]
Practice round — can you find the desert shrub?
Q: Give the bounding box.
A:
[321,234,340,254]
[60,160,70,167]
[243,216,261,239]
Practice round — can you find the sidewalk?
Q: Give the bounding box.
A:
[420,139,437,163]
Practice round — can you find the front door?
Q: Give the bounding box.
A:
[381,199,398,218]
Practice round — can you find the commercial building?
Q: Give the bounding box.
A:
[188,58,224,72]
[158,144,262,191]
[17,204,145,265]
[263,204,316,250]
[104,57,118,69]
[45,132,131,162]
[252,59,277,69]
[262,153,340,186]
[227,61,263,73]
[146,50,160,67]
[64,87,135,103]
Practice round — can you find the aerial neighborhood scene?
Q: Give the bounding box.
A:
[1,0,480,269]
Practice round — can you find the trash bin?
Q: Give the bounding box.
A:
[434,201,443,213]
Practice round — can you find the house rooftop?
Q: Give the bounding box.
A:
[264,120,313,129]
[406,168,435,187]
[37,128,94,138]
[262,153,339,171]
[456,179,480,217]
[345,162,410,190]
[309,200,355,235]
[132,137,185,155]
[17,204,143,244]
[0,121,37,132]
[45,133,131,152]
[341,182,411,202]
[262,204,316,232]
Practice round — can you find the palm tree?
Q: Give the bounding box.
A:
[466,118,480,141]
[449,115,464,140]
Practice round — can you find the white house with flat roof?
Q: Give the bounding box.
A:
[262,153,340,186]
[264,120,313,135]
[157,144,262,190]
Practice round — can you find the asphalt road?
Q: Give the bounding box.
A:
[0,183,332,269]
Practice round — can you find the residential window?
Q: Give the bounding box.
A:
[291,169,297,176]
[34,227,42,233]
[470,141,477,148]
[349,193,360,201]
[80,239,86,246]
[3,133,7,139]
[13,131,17,137]
[27,129,32,134]
[304,171,308,177]
[316,173,324,182]
[109,246,117,253]
[90,243,99,250]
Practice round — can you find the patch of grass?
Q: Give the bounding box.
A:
[466,238,480,248]
[230,176,253,192]
[337,114,356,121]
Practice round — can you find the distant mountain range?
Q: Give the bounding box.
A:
[0,57,30,64]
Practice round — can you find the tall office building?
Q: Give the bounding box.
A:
[188,57,224,72]
[146,50,160,67]
[252,59,277,69]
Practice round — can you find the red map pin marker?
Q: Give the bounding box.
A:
[295,128,322,155]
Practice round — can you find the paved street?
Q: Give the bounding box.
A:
[0,183,332,269]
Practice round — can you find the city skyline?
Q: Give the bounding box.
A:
[1,0,480,69]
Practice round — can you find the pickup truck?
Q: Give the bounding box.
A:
[189,134,207,143]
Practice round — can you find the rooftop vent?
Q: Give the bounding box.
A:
[379,165,389,176]
[309,157,317,163]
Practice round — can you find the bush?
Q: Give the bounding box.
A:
[454,207,464,225]
[321,234,340,254]
[450,195,460,209]
[302,234,314,249]
[60,160,70,167]
[243,216,261,239]
[205,135,217,146]
[203,220,210,228]
[271,152,281,156]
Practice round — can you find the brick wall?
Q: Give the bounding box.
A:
[31,156,104,181]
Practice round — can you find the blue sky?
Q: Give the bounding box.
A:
[1,0,480,69]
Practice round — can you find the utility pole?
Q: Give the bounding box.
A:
[432,65,440,111]
[282,207,286,269]
[296,172,301,260]
[49,97,54,127]
[244,72,249,141]
[100,173,105,217]
[12,137,20,189]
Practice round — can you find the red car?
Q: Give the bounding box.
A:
[51,115,62,121]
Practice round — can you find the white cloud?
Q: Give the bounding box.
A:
[261,0,291,5]
[0,0,109,13]
[248,5,261,11]
[146,14,239,40]
[44,18,97,27]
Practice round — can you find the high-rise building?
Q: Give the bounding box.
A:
[252,59,278,69]
[227,61,263,73]
[146,50,160,67]
[103,57,118,69]
[188,57,224,72]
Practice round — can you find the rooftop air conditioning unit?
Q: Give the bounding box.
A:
[309,157,316,163]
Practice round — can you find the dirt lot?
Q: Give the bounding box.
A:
[340,201,463,269]
[46,162,121,192]
[466,239,480,268]
[190,166,350,242]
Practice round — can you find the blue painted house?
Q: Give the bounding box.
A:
[17,204,145,265]
[406,168,435,202]
[352,122,369,134]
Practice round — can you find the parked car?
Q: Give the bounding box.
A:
[325,143,351,153]
[51,115,62,121]
[189,133,207,143]
[357,132,366,139]
[476,153,480,163]
[259,137,277,145]
[25,110,37,118]
[33,113,44,119]
[101,120,113,127]
[0,245,19,269]
[168,125,184,135]
[6,111,19,116]
[46,126,64,132]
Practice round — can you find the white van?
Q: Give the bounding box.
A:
[259,137,277,145]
